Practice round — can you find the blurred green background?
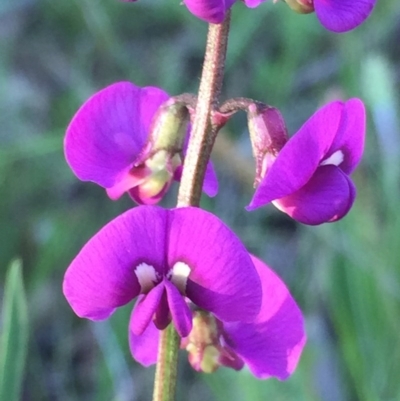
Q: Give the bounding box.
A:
[1,0,400,400]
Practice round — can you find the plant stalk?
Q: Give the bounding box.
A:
[177,12,231,207]
[152,12,231,401]
[152,324,180,401]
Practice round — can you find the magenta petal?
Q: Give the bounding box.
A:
[63,206,168,320]
[223,256,306,380]
[65,82,169,188]
[174,160,218,198]
[243,0,265,8]
[128,182,171,206]
[164,280,193,337]
[168,208,262,322]
[248,102,344,209]
[202,160,219,197]
[129,314,160,367]
[131,283,165,336]
[154,289,171,330]
[315,0,377,33]
[179,127,219,198]
[325,98,366,174]
[274,165,356,225]
[184,0,231,23]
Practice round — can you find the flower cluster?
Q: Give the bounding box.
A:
[63,75,365,379]
[64,0,370,385]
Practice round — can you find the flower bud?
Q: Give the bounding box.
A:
[247,103,288,186]
[147,99,189,154]
[182,311,244,373]
[284,0,314,14]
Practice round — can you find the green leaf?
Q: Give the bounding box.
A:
[0,259,29,401]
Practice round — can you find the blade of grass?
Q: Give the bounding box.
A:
[0,259,29,401]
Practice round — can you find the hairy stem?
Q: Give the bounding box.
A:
[152,324,180,401]
[177,12,231,207]
[152,13,231,401]
[219,97,264,114]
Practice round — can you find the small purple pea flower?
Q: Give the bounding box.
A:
[63,206,263,341]
[247,99,366,225]
[245,0,377,33]
[65,82,217,205]
[131,255,306,379]
[183,0,235,24]
[120,0,232,25]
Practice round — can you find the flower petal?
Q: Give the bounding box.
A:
[131,283,166,335]
[63,206,168,320]
[164,280,193,337]
[128,181,171,205]
[248,101,344,209]
[65,82,169,188]
[242,0,265,8]
[314,0,377,33]
[202,160,219,197]
[184,0,234,23]
[325,98,366,174]
[273,165,356,225]
[174,160,219,198]
[178,127,219,198]
[167,208,262,323]
[129,313,160,367]
[223,256,306,380]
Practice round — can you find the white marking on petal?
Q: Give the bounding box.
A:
[272,199,287,213]
[320,150,344,167]
[135,263,158,293]
[170,262,191,294]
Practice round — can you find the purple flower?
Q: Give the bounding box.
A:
[63,206,262,341]
[247,99,365,225]
[245,0,377,33]
[65,82,218,205]
[131,255,306,379]
[183,0,235,24]
[119,0,232,24]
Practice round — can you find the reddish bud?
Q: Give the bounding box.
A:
[182,311,244,373]
[247,103,288,187]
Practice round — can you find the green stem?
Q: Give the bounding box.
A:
[177,12,231,207]
[151,12,231,401]
[152,325,180,401]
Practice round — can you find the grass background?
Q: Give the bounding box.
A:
[1,0,400,400]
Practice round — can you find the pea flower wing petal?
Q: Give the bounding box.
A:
[274,166,356,225]
[202,160,219,197]
[325,98,366,174]
[129,314,160,367]
[173,160,219,198]
[164,280,193,337]
[223,256,306,380]
[130,283,166,336]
